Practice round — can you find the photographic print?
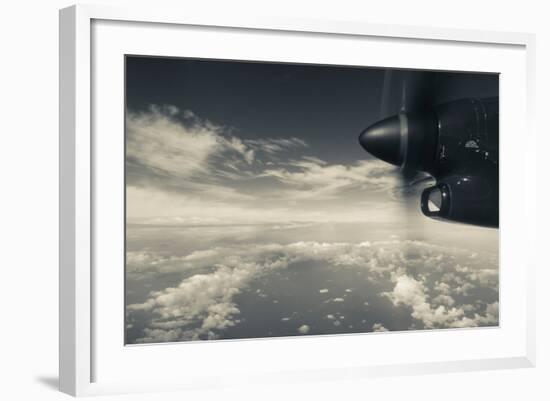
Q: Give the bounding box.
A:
[125,56,499,344]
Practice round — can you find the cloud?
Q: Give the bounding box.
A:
[126,105,306,195]
[128,266,248,342]
[383,273,498,329]
[126,247,236,276]
[383,275,466,328]
[126,106,311,186]
[127,239,498,343]
[127,105,224,180]
[126,106,411,226]
[372,323,388,332]
[475,302,499,325]
[126,183,406,227]
[244,137,308,156]
[260,158,401,200]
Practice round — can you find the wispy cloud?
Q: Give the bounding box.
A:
[245,137,308,156]
[126,105,309,185]
[126,184,408,227]
[260,158,401,200]
[127,105,224,179]
[126,106,411,225]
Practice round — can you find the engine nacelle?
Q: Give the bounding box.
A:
[359,97,498,228]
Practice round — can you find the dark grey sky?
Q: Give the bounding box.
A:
[126,56,497,166]
[126,56,390,165]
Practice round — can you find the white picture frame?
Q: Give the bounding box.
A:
[59,3,536,397]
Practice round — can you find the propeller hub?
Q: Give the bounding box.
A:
[358,115,404,166]
[359,112,438,173]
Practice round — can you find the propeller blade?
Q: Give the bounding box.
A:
[380,70,393,119]
[396,71,435,202]
[368,69,438,204]
[390,170,435,206]
[399,70,434,113]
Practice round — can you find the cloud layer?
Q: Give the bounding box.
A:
[127,239,498,343]
[125,105,499,344]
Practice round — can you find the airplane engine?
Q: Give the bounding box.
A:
[359,97,498,228]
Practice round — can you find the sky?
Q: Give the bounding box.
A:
[124,56,499,344]
[125,57,395,226]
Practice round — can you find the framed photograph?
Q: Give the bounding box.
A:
[59,4,536,397]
